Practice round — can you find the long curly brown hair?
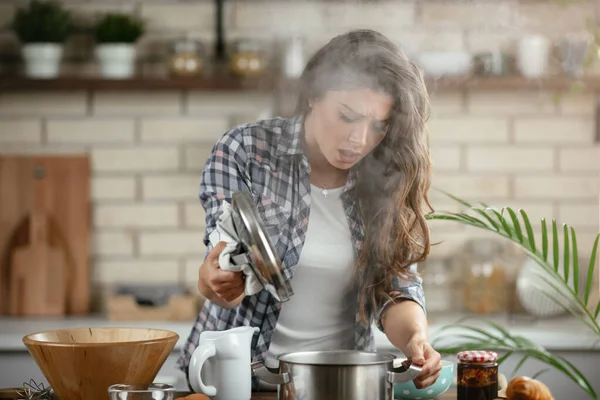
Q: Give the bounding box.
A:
[295,29,433,323]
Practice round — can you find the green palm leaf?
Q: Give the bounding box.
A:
[426,191,600,334]
[426,191,600,398]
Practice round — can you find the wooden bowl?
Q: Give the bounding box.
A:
[22,327,179,400]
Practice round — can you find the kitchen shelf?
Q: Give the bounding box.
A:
[0,75,277,92]
[426,75,598,91]
[0,74,597,93]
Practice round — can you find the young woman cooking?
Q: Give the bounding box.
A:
[177,29,442,391]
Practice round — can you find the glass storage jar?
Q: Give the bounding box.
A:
[421,257,454,314]
[229,39,267,77]
[461,238,509,314]
[457,350,499,400]
[167,38,205,78]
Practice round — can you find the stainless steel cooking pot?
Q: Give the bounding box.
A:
[252,350,422,400]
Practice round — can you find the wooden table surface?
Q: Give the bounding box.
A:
[250,391,457,399]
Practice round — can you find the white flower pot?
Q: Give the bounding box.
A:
[96,44,136,79]
[22,43,63,79]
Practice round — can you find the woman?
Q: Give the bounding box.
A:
[177,29,442,390]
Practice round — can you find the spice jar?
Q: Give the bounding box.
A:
[457,350,499,400]
[167,38,204,78]
[229,39,267,77]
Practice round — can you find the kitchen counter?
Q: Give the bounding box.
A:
[0,314,597,399]
[0,313,598,352]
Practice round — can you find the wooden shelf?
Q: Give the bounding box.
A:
[425,75,597,91]
[0,74,597,93]
[0,75,277,92]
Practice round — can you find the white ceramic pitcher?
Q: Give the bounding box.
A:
[188,326,259,400]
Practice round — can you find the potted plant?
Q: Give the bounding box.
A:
[93,12,145,79]
[428,192,600,398]
[10,0,72,78]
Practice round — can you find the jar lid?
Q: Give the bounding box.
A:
[457,350,498,363]
[233,38,265,53]
[170,38,204,54]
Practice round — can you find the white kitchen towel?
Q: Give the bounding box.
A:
[207,201,264,296]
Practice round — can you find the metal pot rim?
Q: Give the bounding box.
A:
[276,350,396,366]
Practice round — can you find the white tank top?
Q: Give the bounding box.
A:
[264,185,357,369]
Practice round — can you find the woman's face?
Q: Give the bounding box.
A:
[308,88,393,170]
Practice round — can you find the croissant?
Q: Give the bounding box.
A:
[506,376,554,400]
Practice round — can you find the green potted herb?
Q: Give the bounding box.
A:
[11,0,72,78]
[93,12,145,79]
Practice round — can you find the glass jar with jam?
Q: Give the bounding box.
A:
[229,38,268,77]
[457,350,499,400]
[167,38,205,78]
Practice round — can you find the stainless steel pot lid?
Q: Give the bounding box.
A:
[230,191,293,302]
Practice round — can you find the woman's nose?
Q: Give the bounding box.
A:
[348,122,369,146]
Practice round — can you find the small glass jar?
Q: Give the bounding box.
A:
[167,38,205,78]
[229,39,268,77]
[457,350,499,400]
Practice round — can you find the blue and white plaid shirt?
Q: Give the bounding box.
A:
[177,114,425,389]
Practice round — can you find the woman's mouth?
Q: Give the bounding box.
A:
[338,149,360,164]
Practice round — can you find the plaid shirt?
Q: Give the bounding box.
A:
[177,114,425,389]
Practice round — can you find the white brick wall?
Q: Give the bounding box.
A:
[466,147,555,172]
[142,175,200,200]
[139,231,205,256]
[428,117,510,144]
[467,91,557,115]
[93,260,181,284]
[91,147,180,172]
[93,92,183,116]
[514,118,594,144]
[94,204,179,228]
[47,119,136,144]
[0,95,597,294]
[91,176,137,200]
[0,120,42,143]
[0,92,87,116]
[93,232,136,257]
[0,0,598,297]
[514,176,599,199]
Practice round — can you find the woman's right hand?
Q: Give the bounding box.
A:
[198,241,245,306]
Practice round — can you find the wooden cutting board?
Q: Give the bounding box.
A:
[0,155,90,315]
[0,157,35,315]
[31,156,90,315]
[8,212,68,316]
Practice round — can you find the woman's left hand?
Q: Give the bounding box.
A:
[403,337,442,389]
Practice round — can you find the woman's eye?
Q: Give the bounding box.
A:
[340,113,358,123]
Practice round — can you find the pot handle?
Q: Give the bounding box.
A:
[251,362,291,385]
[387,358,422,384]
[188,343,217,396]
